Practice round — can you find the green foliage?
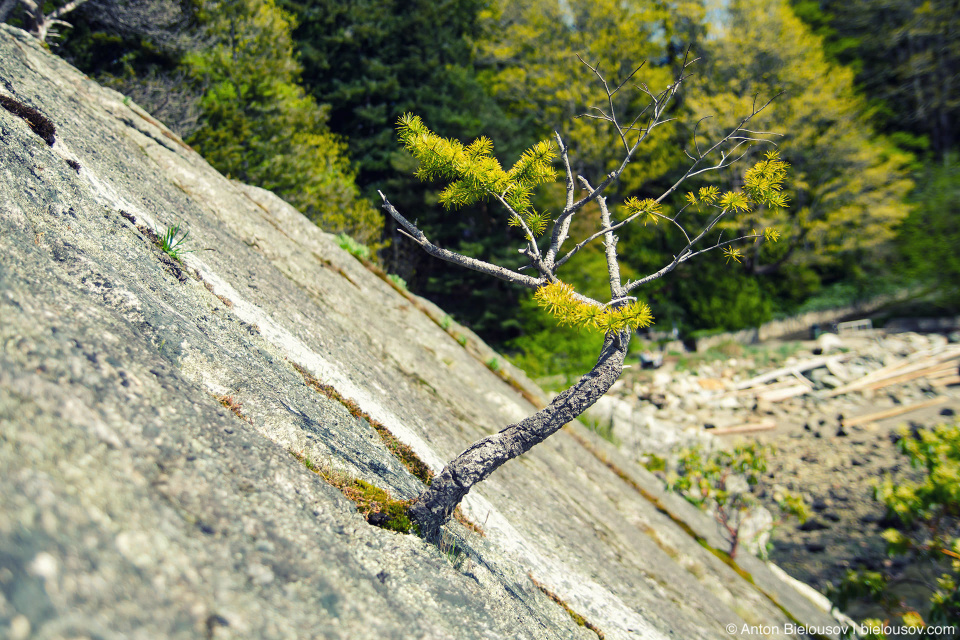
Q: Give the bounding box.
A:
[184,0,381,246]
[671,263,774,332]
[335,232,372,261]
[396,114,556,222]
[830,422,960,629]
[684,0,914,276]
[506,294,606,383]
[386,273,407,291]
[664,443,808,558]
[533,281,653,334]
[896,156,960,311]
[157,222,193,261]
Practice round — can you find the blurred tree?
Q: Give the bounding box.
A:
[182,0,381,244]
[681,0,914,280]
[790,0,959,159]
[279,0,535,341]
[476,0,693,197]
[44,0,379,243]
[897,156,960,310]
[53,0,202,138]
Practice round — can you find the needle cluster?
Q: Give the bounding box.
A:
[534,281,653,333]
[397,113,556,235]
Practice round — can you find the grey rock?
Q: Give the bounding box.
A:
[0,25,842,640]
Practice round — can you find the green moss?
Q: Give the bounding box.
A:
[290,452,416,534]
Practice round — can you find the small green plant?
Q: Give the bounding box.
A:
[830,422,960,633]
[335,232,372,261]
[456,334,467,347]
[387,273,407,290]
[438,531,467,570]
[486,357,501,373]
[642,454,666,473]
[158,222,194,261]
[663,443,808,559]
[440,315,453,330]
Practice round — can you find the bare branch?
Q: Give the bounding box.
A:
[595,183,624,298]
[49,0,88,20]
[555,132,575,213]
[576,55,629,153]
[683,232,763,262]
[692,116,712,158]
[656,92,782,205]
[545,67,690,268]
[379,192,544,290]
[624,207,733,293]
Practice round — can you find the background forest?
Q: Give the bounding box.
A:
[4,0,957,377]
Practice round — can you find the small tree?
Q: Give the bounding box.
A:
[665,443,808,559]
[380,58,789,539]
[832,422,960,634]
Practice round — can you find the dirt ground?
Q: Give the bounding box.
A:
[610,331,960,620]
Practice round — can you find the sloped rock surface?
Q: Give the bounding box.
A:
[1,25,842,640]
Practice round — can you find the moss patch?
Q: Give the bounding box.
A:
[291,361,484,536]
[529,574,605,639]
[290,451,415,533]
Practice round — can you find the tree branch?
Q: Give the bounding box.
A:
[379,192,544,289]
[544,57,696,269]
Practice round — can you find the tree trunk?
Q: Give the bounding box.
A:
[409,328,631,539]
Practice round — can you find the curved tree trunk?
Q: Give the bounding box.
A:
[410,328,631,539]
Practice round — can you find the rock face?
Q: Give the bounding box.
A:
[0,25,841,640]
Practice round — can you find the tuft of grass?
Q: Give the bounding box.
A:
[335,232,372,261]
[158,222,194,261]
[486,357,501,373]
[438,530,468,569]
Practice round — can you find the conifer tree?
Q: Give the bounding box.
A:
[381,59,789,538]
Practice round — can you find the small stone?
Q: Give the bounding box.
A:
[9,615,30,640]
